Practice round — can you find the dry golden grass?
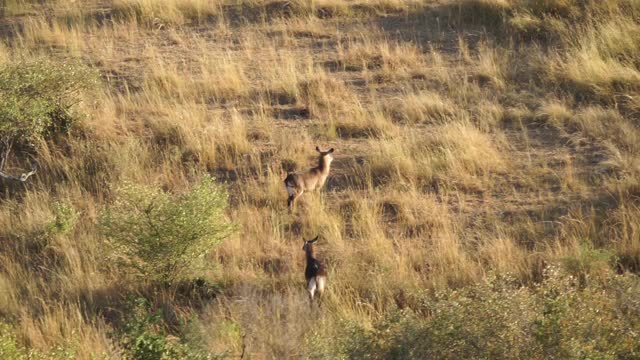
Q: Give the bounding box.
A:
[389,90,456,124]
[112,0,223,27]
[1,0,640,357]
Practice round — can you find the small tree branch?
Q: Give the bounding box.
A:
[0,140,13,171]
[0,163,38,183]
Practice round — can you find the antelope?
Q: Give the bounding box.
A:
[303,236,327,305]
[284,146,334,210]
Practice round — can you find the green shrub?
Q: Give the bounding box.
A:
[0,323,26,360]
[115,297,208,360]
[313,269,640,359]
[561,244,614,286]
[101,176,235,284]
[0,59,96,169]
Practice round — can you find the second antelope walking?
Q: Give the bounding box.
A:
[302,236,326,306]
[284,146,334,210]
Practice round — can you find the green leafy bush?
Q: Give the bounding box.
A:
[115,297,208,360]
[101,176,235,284]
[313,268,640,359]
[0,59,97,168]
[0,323,26,360]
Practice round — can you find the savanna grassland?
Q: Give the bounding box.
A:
[1,0,640,358]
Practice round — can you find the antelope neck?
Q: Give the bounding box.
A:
[305,246,315,261]
[317,156,331,173]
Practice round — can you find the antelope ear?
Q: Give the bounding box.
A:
[316,146,321,153]
[327,148,334,154]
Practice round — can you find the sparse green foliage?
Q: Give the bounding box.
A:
[561,244,613,285]
[101,176,235,284]
[46,202,80,237]
[7,201,80,259]
[0,322,75,360]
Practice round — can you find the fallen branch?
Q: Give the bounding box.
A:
[0,163,38,183]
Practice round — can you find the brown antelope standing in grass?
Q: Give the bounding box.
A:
[303,236,327,306]
[284,146,334,210]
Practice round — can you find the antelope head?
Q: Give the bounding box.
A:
[302,236,319,252]
[315,146,334,165]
